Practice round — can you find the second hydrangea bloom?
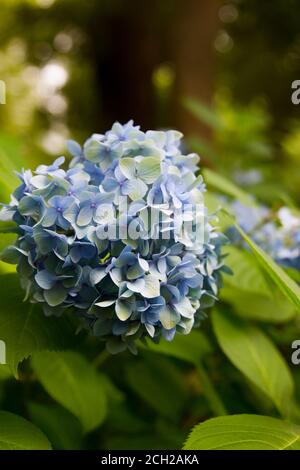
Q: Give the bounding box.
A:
[230,201,300,272]
[0,121,226,353]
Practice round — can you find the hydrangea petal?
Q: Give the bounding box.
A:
[90,268,107,286]
[42,207,58,227]
[122,178,148,201]
[115,298,134,321]
[145,323,155,337]
[159,305,180,330]
[44,284,68,307]
[139,274,160,298]
[137,157,161,184]
[173,297,195,318]
[126,263,145,280]
[67,140,82,158]
[95,300,116,307]
[84,139,102,162]
[35,270,57,290]
[119,158,136,179]
[77,205,93,227]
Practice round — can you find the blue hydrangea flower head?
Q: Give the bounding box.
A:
[230,202,300,272]
[0,121,226,354]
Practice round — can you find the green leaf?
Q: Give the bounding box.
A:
[221,286,296,324]
[212,309,294,415]
[0,411,51,450]
[125,353,187,420]
[0,364,13,381]
[230,216,300,312]
[184,98,223,130]
[224,245,271,297]
[183,414,300,450]
[32,351,107,433]
[0,274,73,376]
[106,402,147,435]
[222,245,296,323]
[203,168,255,205]
[28,402,83,450]
[144,330,212,365]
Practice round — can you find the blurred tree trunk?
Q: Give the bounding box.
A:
[91,0,219,139]
[91,1,161,130]
[170,0,220,139]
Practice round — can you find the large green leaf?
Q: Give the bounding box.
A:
[125,353,187,420]
[212,309,294,415]
[183,414,300,450]
[229,217,300,312]
[224,245,271,297]
[222,245,296,323]
[0,411,51,450]
[32,351,107,433]
[0,274,73,376]
[142,332,226,417]
[221,286,296,324]
[28,402,83,450]
[0,364,12,380]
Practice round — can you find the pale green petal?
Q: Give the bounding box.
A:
[140,274,160,298]
[115,298,134,321]
[160,305,180,329]
[31,175,50,189]
[119,158,136,179]
[77,206,93,227]
[145,323,155,337]
[84,140,102,162]
[122,178,148,201]
[137,157,161,184]
[126,263,145,280]
[174,297,195,318]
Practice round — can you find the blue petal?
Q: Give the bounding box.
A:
[44,284,67,306]
[67,140,82,158]
[35,270,56,290]
[77,205,93,226]
[42,208,57,227]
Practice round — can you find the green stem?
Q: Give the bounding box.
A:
[196,361,227,416]
[93,350,110,368]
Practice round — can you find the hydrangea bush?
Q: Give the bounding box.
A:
[0,121,226,353]
[230,201,300,272]
[2,124,300,451]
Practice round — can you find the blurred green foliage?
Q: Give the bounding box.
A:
[186,94,300,206]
